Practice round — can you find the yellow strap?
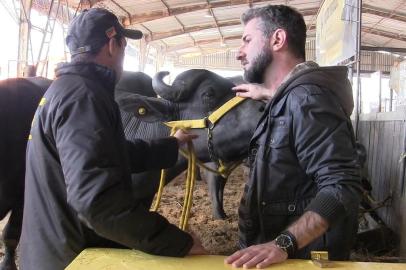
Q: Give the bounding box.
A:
[153,128,177,212]
[207,96,245,125]
[164,96,246,130]
[152,169,166,211]
[165,119,206,129]
[39,97,47,106]
[179,141,196,230]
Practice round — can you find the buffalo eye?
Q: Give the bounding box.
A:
[202,88,216,111]
[202,88,215,100]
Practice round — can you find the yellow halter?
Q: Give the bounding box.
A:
[153,96,246,230]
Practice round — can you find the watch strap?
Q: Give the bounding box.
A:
[279,230,298,258]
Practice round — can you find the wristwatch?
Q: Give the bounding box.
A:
[274,231,297,258]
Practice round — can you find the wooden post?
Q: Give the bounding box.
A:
[17,0,33,77]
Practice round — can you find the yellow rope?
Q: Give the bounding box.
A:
[152,169,166,211]
[179,141,196,230]
[152,128,176,212]
[153,97,247,230]
[153,130,240,230]
[179,148,240,178]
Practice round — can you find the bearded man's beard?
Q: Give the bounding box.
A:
[243,45,273,84]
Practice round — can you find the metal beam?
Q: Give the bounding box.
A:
[121,0,318,25]
[165,31,404,54]
[363,26,406,43]
[165,34,243,53]
[363,4,406,23]
[147,9,317,42]
[17,0,33,77]
[361,46,406,54]
[307,23,406,43]
[111,0,132,25]
[147,19,241,41]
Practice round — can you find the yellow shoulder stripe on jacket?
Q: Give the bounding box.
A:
[39,97,47,106]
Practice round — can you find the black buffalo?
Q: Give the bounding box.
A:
[116,69,263,216]
[0,77,52,270]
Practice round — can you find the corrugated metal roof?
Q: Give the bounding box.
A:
[32,0,406,58]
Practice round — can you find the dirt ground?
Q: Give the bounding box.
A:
[155,165,247,255]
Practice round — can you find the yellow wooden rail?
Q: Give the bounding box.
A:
[66,248,406,270]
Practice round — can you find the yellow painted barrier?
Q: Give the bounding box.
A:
[66,248,406,270]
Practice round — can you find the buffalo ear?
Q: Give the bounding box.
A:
[116,93,176,122]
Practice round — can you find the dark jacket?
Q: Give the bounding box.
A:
[239,64,362,260]
[20,63,193,270]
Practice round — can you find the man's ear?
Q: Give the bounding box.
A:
[107,38,118,56]
[270,29,287,52]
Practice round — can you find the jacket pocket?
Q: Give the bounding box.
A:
[268,116,290,149]
[261,200,307,241]
[262,200,305,216]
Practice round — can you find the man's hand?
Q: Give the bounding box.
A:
[224,241,287,269]
[173,129,198,146]
[188,232,209,255]
[232,84,274,101]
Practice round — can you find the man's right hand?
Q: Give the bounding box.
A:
[173,129,198,146]
[232,83,273,101]
[188,232,208,255]
[224,241,287,268]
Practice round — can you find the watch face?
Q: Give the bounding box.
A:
[276,234,293,248]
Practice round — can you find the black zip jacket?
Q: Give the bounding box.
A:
[20,62,193,270]
[239,64,362,260]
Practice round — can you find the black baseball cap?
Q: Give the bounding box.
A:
[66,8,143,56]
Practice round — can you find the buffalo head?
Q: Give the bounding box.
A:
[117,69,264,163]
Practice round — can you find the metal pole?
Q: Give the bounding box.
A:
[400,123,406,257]
[389,87,393,112]
[378,71,382,112]
[17,0,33,77]
[354,0,362,139]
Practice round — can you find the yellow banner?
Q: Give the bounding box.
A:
[316,0,357,65]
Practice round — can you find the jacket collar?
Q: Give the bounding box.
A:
[266,61,353,117]
[55,62,117,91]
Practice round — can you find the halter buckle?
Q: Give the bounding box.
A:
[204,117,214,130]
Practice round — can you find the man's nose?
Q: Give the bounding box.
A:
[236,47,245,61]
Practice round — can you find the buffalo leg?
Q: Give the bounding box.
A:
[0,202,22,270]
[205,162,227,219]
[195,166,203,181]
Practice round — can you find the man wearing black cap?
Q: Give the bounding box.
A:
[20,8,206,270]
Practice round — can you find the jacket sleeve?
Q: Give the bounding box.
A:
[289,86,362,226]
[54,93,192,257]
[125,137,179,173]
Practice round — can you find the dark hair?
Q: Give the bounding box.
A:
[71,35,124,62]
[241,5,306,59]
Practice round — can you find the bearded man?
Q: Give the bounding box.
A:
[225,5,362,269]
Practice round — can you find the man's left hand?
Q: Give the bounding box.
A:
[224,241,288,269]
